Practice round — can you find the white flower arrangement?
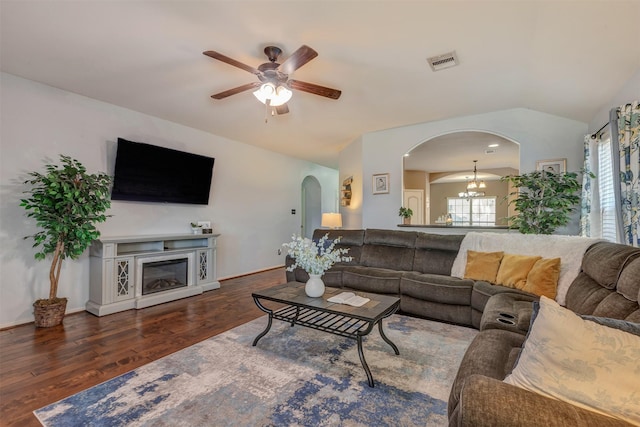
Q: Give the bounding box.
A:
[283,233,352,276]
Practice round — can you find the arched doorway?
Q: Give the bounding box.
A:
[403,131,520,226]
[301,175,322,238]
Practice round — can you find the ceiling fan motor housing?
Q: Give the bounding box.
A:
[263,46,282,63]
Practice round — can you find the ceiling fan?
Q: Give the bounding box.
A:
[203,45,341,116]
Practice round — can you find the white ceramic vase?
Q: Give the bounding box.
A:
[305,274,325,297]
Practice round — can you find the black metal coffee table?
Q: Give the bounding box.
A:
[252,282,400,387]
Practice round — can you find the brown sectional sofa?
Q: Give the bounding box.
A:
[286,228,544,327]
[285,228,640,427]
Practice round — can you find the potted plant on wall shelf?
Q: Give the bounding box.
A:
[399,207,413,225]
[20,155,112,327]
[501,169,589,234]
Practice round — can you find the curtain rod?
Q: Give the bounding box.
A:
[591,121,609,139]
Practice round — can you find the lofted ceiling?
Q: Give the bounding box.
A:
[1,1,639,169]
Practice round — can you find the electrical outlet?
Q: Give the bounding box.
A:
[291,209,296,214]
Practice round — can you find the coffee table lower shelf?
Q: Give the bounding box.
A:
[252,292,400,387]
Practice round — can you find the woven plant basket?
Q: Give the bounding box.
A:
[33,298,67,328]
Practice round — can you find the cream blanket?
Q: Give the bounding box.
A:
[450,232,601,306]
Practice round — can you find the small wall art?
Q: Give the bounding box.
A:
[372,173,389,194]
[536,158,567,173]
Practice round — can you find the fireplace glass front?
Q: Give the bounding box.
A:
[142,258,188,295]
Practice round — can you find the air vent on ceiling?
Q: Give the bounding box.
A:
[427,51,459,71]
[484,149,496,154]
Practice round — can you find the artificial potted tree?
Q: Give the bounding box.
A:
[399,207,413,225]
[501,169,586,234]
[20,155,112,327]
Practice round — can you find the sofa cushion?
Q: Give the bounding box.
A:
[400,272,473,305]
[341,266,402,295]
[463,250,504,282]
[495,254,541,289]
[581,242,640,290]
[566,272,640,322]
[448,328,526,417]
[471,280,534,313]
[521,257,561,299]
[454,375,635,427]
[412,233,463,275]
[400,295,472,325]
[360,229,416,271]
[617,257,640,302]
[504,296,640,425]
[363,228,417,247]
[312,229,364,265]
[360,244,415,271]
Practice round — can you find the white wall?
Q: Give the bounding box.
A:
[588,69,640,132]
[340,108,587,232]
[338,136,363,229]
[0,73,338,327]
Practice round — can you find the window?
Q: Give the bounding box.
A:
[447,196,497,226]
[597,137,618,242]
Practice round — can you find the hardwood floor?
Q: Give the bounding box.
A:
[0,267,286,427]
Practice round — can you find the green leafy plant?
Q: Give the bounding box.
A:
[501,169,588,234]
[20,155,112,304]
[398,207,413,219]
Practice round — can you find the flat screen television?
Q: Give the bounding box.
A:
[111,138,215,205]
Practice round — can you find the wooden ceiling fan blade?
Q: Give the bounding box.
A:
[289,80,341,100]
[211,82,261,99]
[279,45,318,75]
[203,51,260,75]
[275,104,289,115]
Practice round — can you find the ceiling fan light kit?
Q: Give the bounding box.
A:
[203,44,341,117]
[253,82,292,107]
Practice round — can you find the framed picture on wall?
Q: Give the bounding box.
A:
[536,158,567,174]
[372,173,389,194]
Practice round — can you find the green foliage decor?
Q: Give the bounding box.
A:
[501,169,588,235]
[20,155,112,302]
[398,207,413,218]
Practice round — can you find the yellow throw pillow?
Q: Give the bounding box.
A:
[521,257,561,299]
[495,253,542,289]
[464,250,504,283]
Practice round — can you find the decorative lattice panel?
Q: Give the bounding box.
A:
[199,251,208,281]
[117,259,130,297]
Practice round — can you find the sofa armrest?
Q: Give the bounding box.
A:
[455,375,633,427]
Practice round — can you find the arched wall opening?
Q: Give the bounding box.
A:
[402,130,520,226]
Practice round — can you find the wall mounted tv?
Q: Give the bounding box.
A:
[111,138,215,205]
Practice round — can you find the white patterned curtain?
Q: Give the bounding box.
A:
[614,101,640,247]
[580,135,596,237]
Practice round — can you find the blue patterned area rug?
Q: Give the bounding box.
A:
[34,314,477,427]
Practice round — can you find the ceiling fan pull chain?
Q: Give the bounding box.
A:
[264,99,270,123]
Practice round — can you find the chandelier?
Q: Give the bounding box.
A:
[458,160,486,198]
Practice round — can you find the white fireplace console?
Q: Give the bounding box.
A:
[86,233,220,316]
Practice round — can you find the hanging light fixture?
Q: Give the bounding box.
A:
[459,160,486,198]
[466,160,486,190]
[253,82,292,107]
